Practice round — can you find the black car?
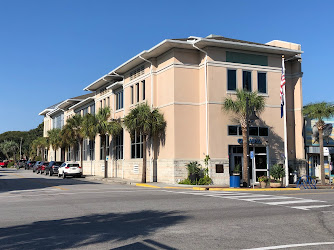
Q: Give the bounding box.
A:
[25,160,36,170]
[45,161,63,176]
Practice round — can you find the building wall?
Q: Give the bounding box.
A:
[41,40,304,185]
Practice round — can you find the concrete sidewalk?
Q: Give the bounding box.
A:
[82,176,310,191]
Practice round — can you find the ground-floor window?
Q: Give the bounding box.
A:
[100,135,109,160]
[115,130,123,160]
[89,140,95,161]
[67,146,72,161]
[83,139,88,161]
[74,143,80,161]
[131,131,143,159]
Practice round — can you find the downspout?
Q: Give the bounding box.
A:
[192,41,209,161]
[139,55,154,182]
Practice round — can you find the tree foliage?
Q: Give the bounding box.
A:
[0,122,43,160]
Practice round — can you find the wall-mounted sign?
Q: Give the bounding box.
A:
[237,138,262,144]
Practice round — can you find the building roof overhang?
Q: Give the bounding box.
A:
[70,97,95,111]
[84,37,303,91]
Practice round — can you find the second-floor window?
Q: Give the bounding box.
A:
[115,89,124,110]
[257,72,267,94]
[243,71,252,91]
[227,69,236,91]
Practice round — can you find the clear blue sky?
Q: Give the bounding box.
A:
[0,0,332,133]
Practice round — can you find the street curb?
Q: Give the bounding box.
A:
[136,183,161,188]
[208,188,300,191]
[135,184,301,191]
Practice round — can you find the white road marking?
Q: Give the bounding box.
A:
[240,196,295,201]
[244,241,334,249]
[264,199,325,205]
[160,190,331,211]
[290,204,332,210]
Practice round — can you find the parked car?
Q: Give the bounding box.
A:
[0,160,9,168]
[25,160,36,170]
[18,160,27,168]
[58,162,82,178]
[45,161,63,176]
[39,162,49,174]
[32,161,42,172]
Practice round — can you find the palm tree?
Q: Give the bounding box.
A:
[124,103,166,183]
[74,107,121,178]
[62,115,84,168]
[303,102,334,185]
[0,140,19,160]
[47,128,62,161]
[223,89,265,187]
[33,137,48,160]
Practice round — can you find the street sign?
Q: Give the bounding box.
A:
[250,151,254,159]
[106,156,109,161]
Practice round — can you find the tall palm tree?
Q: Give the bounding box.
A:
[94,107,122,178]
[47,128,62,161]
[303,102,334,185]
[223,89,265,187]
[124,103,166,183]
[62,115,84,168]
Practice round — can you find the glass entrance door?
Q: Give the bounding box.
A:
[250,146,268,184]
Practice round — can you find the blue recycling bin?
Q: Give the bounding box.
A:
[230,175,240,188]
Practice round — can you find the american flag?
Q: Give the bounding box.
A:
[280,57,286,118]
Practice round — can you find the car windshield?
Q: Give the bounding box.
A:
[55,162,63,166]
[68,164,80,168]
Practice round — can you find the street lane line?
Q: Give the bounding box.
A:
[240,196,296,201]
[244,241,334,249]
[264,199,324,205]
[290,204,332,210]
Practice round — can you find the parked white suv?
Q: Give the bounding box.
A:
[58,162,82,178]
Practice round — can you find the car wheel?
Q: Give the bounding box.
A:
[45,171,48,175]
[49,171,52,176]
[62,172,66,179]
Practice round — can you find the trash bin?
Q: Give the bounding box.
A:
[230,175,240,188]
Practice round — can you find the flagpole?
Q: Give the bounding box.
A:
[283,55,289,187]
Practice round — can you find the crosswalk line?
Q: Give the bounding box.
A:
[264,199,325,205]
[240,196,295,201]
[290,204,333,210]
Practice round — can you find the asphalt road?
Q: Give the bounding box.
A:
[0,168,334,250]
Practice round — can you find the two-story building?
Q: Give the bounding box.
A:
[40,35,304,185]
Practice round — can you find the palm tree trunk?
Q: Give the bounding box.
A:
[319,128,325,185]
[103,135,108,178]
[242,127,248,186]
[80,139,84,171]
[142,135,147,183]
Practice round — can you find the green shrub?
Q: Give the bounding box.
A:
[178,178,194,185]
[197,175,212,185]
[7,162,14,168]
[35,156,42,161]
[270,164,285,182]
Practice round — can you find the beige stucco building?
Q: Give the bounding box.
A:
[40,35,304,185]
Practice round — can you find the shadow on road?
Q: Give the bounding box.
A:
[0,210,188,249]
[0,169,100,193]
